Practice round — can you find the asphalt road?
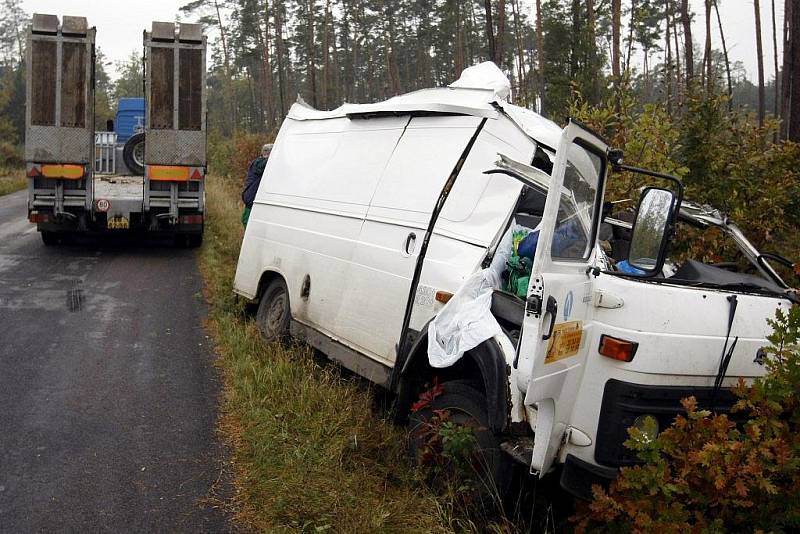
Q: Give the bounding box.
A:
[0,190,230,532]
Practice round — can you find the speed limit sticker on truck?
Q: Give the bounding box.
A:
[96,199,110,212]
[544,321,583,364]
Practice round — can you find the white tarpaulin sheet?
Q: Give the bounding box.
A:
[449,61,512,101]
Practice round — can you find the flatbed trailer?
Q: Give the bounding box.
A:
[25,14,206,247]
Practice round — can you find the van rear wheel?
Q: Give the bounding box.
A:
[256,278,290,343]
[408,380,512,509]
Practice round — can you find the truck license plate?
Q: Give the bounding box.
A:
[107,216,129,230]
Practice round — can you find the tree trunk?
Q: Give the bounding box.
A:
[666,5,673,113]
[307,0,317,108]
[781,0,792,139]
[681,0,694,88]
[702,0,712,91]
[484,0,496,63]
[772,0,780,126]
[713,0,732,108]
[586,0,598,103]
[572,0,582,77]
[625,0,636,72]
[672,2,683,92]
[789,0,800,140]
[495,0,506,66]
[321,0,331,109]
[213,0,236,133]
[612,0,621,80]
[755,0,766,127]
[274,0,287,118]
[455,0,466,77]
[262,0,275,129]
[511,0,527,100]
[535,0,545,111]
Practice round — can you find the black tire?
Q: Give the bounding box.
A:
[122,132,145,175]
[186,232,203,248]
[408,380,512,508]
[256,278,291,343]
[41,231,58,246]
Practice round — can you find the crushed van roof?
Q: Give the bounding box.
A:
[286,87,500,120]
[286,88,563,150]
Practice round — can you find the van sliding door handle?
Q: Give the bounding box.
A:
[404,232,417,255]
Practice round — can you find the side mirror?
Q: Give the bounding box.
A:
[628,187,677,276]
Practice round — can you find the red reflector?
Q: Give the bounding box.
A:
[599,335,638,362]
[29,212,49,223]
[435,291,454,304]
[27,165,41,177]
[179,215,203,225]
[190,168,203,180]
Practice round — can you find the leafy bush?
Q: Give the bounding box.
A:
[574,306,800,533]
[208,132,273,179]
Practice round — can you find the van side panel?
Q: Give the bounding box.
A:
[336,115,536,365]
[335,116,484,363]
[233,116,409,339]
[408,114,536,332]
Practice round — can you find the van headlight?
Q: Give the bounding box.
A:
[632,414,660,441]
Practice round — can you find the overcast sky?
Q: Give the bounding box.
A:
[21,0,785,83]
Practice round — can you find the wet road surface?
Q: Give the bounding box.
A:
[0,190,230,532]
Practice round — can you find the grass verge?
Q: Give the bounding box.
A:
[199,175,459,532]
[0,169,26,197]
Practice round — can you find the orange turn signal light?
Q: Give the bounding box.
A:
[599,335,638,362]
[435,291,454,304]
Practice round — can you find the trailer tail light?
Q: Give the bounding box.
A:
[29,212,51,223]
[599,335,638,362]
[179,215,203,225]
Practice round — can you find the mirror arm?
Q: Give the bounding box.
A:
[613,163,684,207]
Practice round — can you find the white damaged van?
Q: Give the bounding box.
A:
[234,63,797,498]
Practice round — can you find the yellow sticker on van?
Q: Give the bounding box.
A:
[544,321,583,364]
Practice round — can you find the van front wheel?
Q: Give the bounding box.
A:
[256,278,290,343]
[408,380,512,508]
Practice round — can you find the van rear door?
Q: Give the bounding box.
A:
[513,121,609,476]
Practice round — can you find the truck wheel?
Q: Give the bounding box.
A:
[186,232,203,248]
[256,278,291,343]
[408,380,512,508]
[123,132,145,175]
[41,231,59,246]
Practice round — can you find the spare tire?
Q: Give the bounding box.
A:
[122,132,145,175]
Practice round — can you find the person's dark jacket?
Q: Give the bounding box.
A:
[241,156,268,208]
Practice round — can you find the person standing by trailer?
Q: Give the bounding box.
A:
[241,144,272,226]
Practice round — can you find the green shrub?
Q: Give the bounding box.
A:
[208,132,274,179]
[574,306,800,533]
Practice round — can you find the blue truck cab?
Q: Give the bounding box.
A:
[115,97,145,144]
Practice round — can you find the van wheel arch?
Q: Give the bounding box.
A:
[255,270,284,305]
[396,331,510,434]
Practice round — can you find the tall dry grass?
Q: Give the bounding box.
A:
[199,175,456,532]
[0,169,26,197]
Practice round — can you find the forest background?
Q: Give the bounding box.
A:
[2,1,800,530]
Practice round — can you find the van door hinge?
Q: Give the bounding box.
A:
[593,290,624,309]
